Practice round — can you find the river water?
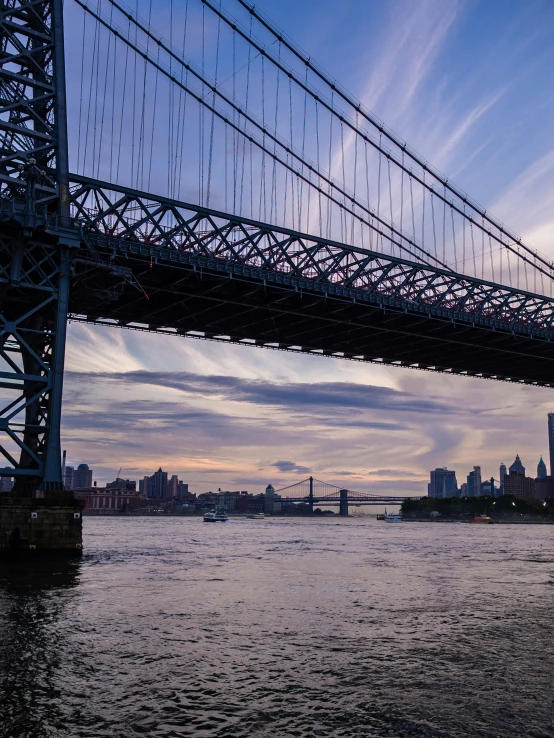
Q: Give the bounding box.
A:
[0,517,552,738]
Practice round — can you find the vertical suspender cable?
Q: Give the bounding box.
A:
[289,76,296,230]
[147,46,160,191]
[269,44,281,223]
[326,94,333,239]
[206,6,221,208]
[387,158,393,257]
[91,0,102,179]
[239,19,253,214]
[451,209,458,272]
[77,10,87,174]
[83,7,100,173]
[351,112,359,245]
[340,121,347,243]
[299,67,308,231]
[177,0,190,198]
[116,18,131,181]
[430,193,437,261]
[131,0,138,187]
[315,100,322,236]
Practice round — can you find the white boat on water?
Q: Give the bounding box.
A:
[384,508,402,523]
[247,512,265,519]
[203,507,229,522]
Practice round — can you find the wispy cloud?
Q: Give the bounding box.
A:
[491,148,554,252]
[361,0,463,120]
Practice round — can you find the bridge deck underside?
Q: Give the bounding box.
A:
[69,246,554,386]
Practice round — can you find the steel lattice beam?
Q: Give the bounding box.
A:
[68,175,554,338]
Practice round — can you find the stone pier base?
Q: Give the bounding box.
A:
[0,491,85,556]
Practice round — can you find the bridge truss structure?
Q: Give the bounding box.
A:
[1,0,554,489]
[276,477,414,514]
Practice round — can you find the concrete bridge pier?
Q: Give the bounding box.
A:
[339,489,349,516]
[0,490,85,557]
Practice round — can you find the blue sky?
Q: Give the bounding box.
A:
[62,0,554,494]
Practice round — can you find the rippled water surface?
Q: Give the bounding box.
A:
[1,517,553,737]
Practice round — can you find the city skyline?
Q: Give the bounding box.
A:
[60,0,554,495]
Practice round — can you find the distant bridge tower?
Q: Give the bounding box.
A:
[339,489,349,517]
[308,476,314,514]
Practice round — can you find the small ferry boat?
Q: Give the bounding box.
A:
[203,507,229,522]
[470,515,493,524]
[384,509,402,523]
[247,512,265,519]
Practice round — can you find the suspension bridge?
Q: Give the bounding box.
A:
[0,0,553,540]
[276,477,416,516]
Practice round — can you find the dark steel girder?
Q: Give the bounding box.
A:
[56,175,554,387]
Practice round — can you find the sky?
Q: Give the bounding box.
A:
[61,0,554,495]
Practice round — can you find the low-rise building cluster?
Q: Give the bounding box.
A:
[59,460,285,516]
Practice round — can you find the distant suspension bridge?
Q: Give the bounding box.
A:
[275,477,418,515]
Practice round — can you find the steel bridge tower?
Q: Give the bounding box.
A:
[0,0,83,553]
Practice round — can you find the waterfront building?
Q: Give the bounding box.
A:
[75,487,142,513]
[504,455,535,500]
[504,470,535,500]
[499,463,507,493]
[428,468,458,498]
[534,476,554,502]
[467,466,482,497]
[74,463,93,489]
[213,490,245,511]
[264,484,282,513]
[459,482,468,496]
[537,457,547,479]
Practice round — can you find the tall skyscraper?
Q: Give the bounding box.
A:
[499,463,507,492]
[537,457,547,479]
[169,475,179,499]
[177,482,189,500]
[73,463,92,489]
[428,468,458,498]
[548,413,554,477]
[467,466,482,497]
[147,468,168,499]
[509,455,525,475]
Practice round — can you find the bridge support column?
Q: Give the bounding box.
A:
[308,476,314,514]
[0,495,85,557]
[0,0,84,555]
[339,489,349,516]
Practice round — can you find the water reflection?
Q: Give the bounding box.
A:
[0,559,81,738]
[0,520,553,737]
